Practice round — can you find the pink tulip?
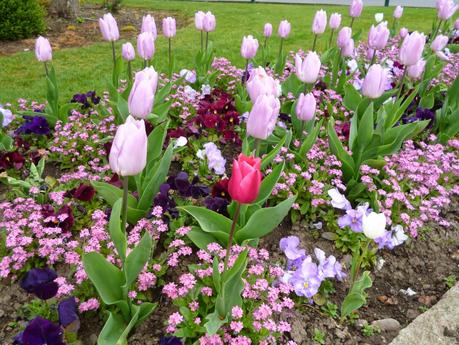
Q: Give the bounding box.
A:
[137,31,155,60]
[393,6,404,19]
[361,64,387,99]
[35,36,52,62]
[109,116,147,177]
[99,13,119,41]
[264,23,273,37]
[341,38,355,57]
[128,67,158,118]
[312,10,327,35]
[399,27,408,38]
[349,0,363,18]
[162,17,176,38]
[436,0,458,20]
[135,67,159,93]
[278,20,291,38]
[431,35,448,52]
[246,67,281,103]
[203,12,216,32]
[241,35,259,59]
[329,13,342,30]
[122,42,135,61]
[141,14,157,38]
[296,93,316,122]
[295,52,321,84]
[246,94,280,140]
[399,31,426,66]
[337,27,352,48]
[228,154,262,204]
[368,22,390,50]
[195,11,205,30]
[407,59,426,80]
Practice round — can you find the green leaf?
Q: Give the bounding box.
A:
[97,312,126,345]
[261,133,287,170]
[255,162,284,205]
[343,84,362,111]
[327,119,355,181]
[109,199,127,262]
[419,93,434,109]
[123,232,152,290]
[356,102,374,151]
[204,311,227,335]
[235,196,296,243]
[341,271,373,318]
[147,121,169,163]
[299,119,323,157]
[212,257,221,294]
[186,226,218,250]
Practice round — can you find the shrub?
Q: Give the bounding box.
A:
[0,0,45,41]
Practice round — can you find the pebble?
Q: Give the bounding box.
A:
[0,309,4,318]
[321,232,336,241]
[406,308,420,319]
[355,319,368,329]
[335,329,347,339]
[371,318,401,332]
[418,295,437,306]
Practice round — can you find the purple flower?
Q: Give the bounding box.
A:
[338,208,364,232]
[289,259,322,298]
[167,172,210,198]
[20,268,58,300]
[15,116,50,136]
[160,336,183,345]
[315,248,346,281]
[58,297,79,330]
[14,317,64,345]
[374,225,408,250]
[153,184,178,218]
[280,236,306,261]
[204,196,229,216]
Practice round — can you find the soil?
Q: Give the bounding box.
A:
[0,4,192,56]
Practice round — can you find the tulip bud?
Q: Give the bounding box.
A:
[366,47,376,61]
[337,27,352,48]
[361,64,387,99]
[436,50,449,61]
[407,58,426,80]
[278,20,291,38]
[203,12,216,32]
[122,42,135,61]
[247,94,280,140]
[341,38,355,57]
[399,31,426,66]
[399,27,408,38]
[431,34,448,52]
[349,0,363,18]
[329,13,342,30]
[241,35,259,59]
[109,116,147,177]
[228,154,262,204]
[436,0,458,20]
[368,22,390,50]
[35,36,52,62]
[393,6,404,19]
[99,13,119,42]
[374,13,384,23]
[137,31,155,60]
[141,14,157,38]
[295,52,321,84]
[362,212,387,239]
[296,93,316,122]
[246,67,281,103]
[162,17,176,38]
[264,23,273,37]
[128,67,158,118]
[195,11,205,30]
[312,10,327,35]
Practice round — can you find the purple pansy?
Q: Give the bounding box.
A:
[289,259,322,298]
[15,116,50,136]
[14,317,64,345]
[279,236,306,261]
[58,297,79,330]
[160,336,183,345]
[20,268,58,300]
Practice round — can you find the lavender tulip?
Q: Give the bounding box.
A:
[109,116,148,176]
[399,27,408,38]
[431,34,448,52]
[368,22,390,50]
[393,6,404,19]
[99,13,119,41]
[312,10,327,35]
[362,212,387,239]
[122,42,135,61]
[240,35,259,59]
[162,17,176,38]
[296,93,316,122]
[141,14,157,38]
[264,23,273,37]
[246,94,280,140]
[295,52,321,84]
[436,0,458,20]
[278,20,291,38]
[341,38,355,57]
[195,11,205,30]
[399,31,426,66]
[407,58,426,80]
[329,13,341,30]
[35,36,52,62]
[203,12,216,32]
[337,27,352,48]
[361,64,387,99]
[246,67,281,102]
[128,67,158,118]
[349,0,363,18]
[137,31,155,61]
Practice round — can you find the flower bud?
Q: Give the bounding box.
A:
[312,10,327,35]
[341,38,355,57]
[141,14,157,38]
[399,27,408,38]
[296,93,316,122]
[228,154,262,204]
[122,42,135,61]
[436,0,458,20]
[278,20,291,38]
[128,67,158,118]
[361,64,387,99]
[137,31,155,60]
[203,12,216,32]
[407,58,426,80]
[162,17,176,38]
[195,11,205,30]
[368,22,389,50]
[349,0,363,18]
[264,23,273,37]
[329,13,342,30]
[393,6,404,19]
[35,36,52,62]
[362,212,387,239]
[431,34,448,52]
[246,67,281,102]
[399,31,426,66]
[99,13,119,41]
[337,27,352,49]
[241,35,259,59]
[295,52,321,84]
[374,13,384,23]
[247,94,280,140]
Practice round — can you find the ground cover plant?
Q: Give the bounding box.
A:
[0,0,459,344]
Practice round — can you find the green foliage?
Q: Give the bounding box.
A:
[435,74,459,144]
[443,275,456,288]
[0,0,45,41]
[341,271,373,319]
[362,324,379,337]
[312,329,326,344]
[321,302,339,319]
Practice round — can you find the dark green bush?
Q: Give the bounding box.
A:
[0,0,46,41]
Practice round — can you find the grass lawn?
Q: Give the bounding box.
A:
[0,0,436,103]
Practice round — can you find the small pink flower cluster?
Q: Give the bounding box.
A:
[162,243,296,344]
[211,57,243,93]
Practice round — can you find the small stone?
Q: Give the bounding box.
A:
[371,318,401,332]
[377,295,398,305]
[418,295,437,306]
[0,309,4,317]
[406,308,420,319]
[355,319,368,329]
[451,250,459,261]
[400,288,417,296]
[321,232,336,241]
[90,334,98,345]
[335,329,347,339]
[292,224,300,232]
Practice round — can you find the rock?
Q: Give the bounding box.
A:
[372,318,401,332]
[89,333,98,345]
[321,232,336,241]
[377,295,399,305]
[335,329,347,339]
[450,250,459,261]
[355,319,368,329]
[290,319,308,344]
[0,309,4,318]
[406,309,420,319]
[418,295,437,306]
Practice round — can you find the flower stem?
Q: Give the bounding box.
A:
[127,61,132,84]
[278,38,284,60]
[370,49,377,66]
[300,121,305,141]
[224,202,241,271]
[328,29,334,49]
[121,176,129,234]
[312,34,318,51]
[206,32,209,51]
[350,17,355,29]
[254,138,261,157]
[168,38,172,78]
[200,30,204,52]
[243,59,249,84]
[351,240,370,285]
[396,67,407,100]
[44,62,49,78]
[111,41,116,67]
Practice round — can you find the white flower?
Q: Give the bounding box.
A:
[201,84,211,96]
[347,59,358,73]
[0,105,14,127]
[391,225,408,247]
[375,13,384,22]
[362,212,387,239]
[173,136,188,148]
[179,69,197,83]
[184,85,197,99]
[197,149,205,159]
[327,188,351,210]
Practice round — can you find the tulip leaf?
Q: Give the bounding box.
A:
[356,102,374,152]
[97,311,126,345]
[155,82,172,104]
[123,232,152,291]
[299,118,323,157]
[327,119,355,182]
[179,206,231,246]
[235,196,296,243]
[261,133,287,170]
[204,311,227,335]
[343,83,362,111]
[255,161,284,205]
[147,121,169,163]
[186,226,218,250]
[109,198,127,262]
[212,257,221,294]
[136,302,157,326]
[341,271,373,318]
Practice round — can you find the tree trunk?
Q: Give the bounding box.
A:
[51,0,79,19]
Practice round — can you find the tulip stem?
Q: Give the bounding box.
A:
[254,138,261,157]
[121,176,129,235]
[200,30,204,52]
[370,49,377,66]
[206,32,209,51]
[224,202,241,272]
[350,17,355,29]
[243,59,249,84]
[127,61,132,84]
[44,62,49,78]
[278,38,284,61]
[396,67,407,100]
[143,59,147,69]
[328,29,334,49]
[168,38,172,78]
[312,34,318,51]
[300,121,305,140]
[111,41,116,67]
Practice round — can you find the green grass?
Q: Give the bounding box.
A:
[0,0,436,103]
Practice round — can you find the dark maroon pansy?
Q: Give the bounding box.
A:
[108,174,123,188]
[20,268,58,300]
[72,183,96,202]
[0,151,26,171]
[212,178,230,200]
[56,205,74,232]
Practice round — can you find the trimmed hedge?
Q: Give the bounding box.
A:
[0,0,45,41]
